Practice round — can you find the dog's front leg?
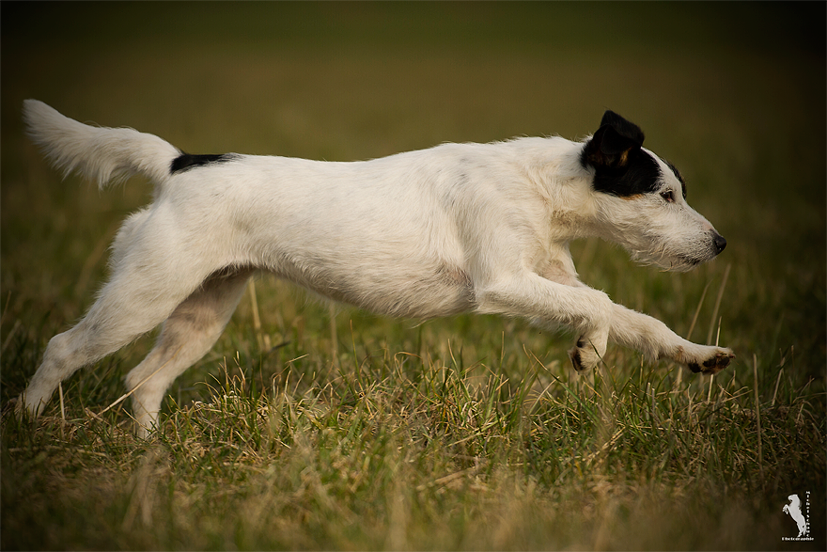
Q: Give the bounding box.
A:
[476,272,614,372]
[608,304,735,374]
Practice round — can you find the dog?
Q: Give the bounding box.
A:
[17,100,734,437]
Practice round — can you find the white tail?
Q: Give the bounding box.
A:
[23,100,181,188]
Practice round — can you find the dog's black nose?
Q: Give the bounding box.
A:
[713,233,727,254]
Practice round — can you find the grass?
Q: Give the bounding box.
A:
[2,2,825,550]
[2,323,824,549]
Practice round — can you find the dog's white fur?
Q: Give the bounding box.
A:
[18,100,734,437]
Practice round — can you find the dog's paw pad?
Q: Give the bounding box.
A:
[568,346,587,372]
[691,348,735,375]
[568,338,601,372]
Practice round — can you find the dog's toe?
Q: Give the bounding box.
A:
[698,348,735,375]
[568,338,601,372]
[568,346,586,371]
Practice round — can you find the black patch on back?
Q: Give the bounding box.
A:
[170,153,237,175]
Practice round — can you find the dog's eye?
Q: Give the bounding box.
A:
[661,190,675,203]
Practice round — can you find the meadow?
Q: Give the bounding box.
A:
[1,3,825,549]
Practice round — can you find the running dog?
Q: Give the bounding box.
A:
[17,101,734,437]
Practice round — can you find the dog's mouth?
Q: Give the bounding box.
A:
[633,232,725,273]
[672,255,704,271]
[632,250,711,273]
[665,246,725,272]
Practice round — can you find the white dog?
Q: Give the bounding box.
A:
[17,100,734,437]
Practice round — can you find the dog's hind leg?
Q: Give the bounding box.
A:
[17,237,221,423]
[19,295,191,422]
[125,269,252,438]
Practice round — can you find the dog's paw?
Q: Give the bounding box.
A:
[2,397,20,419]
[568,346,587,372]
[687,347,735,375]
[568,337,602,372]
[3,396,34,424]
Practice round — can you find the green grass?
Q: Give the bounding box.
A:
[2,2,825,550]
[2,327,824,549]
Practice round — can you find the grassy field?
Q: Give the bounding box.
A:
[1,2,825,550]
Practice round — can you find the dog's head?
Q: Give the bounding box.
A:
[581,111,726,272]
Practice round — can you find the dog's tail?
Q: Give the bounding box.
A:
[23,99,180,189]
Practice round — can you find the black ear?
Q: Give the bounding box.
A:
[599,110,645,146]
[582,110,645,171]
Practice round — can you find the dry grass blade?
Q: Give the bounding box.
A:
[686,280,711,342]
[707,263,731,346]
[753,353,764,484]
[248,279,271,351]
[97,346,183,418]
